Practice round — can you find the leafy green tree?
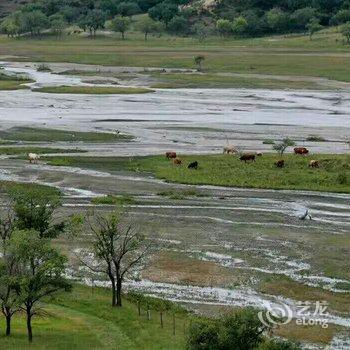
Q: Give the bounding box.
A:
[136,16,162,40]
[0,211,19,337]
[0,13,22,37]
[21,10,49,37]
[117,1,141,17]
[192,22,210,42]
[148,2,179,28]
[272,137,295,156]
[194,55,205,71]
[306,18,323,40]
[232,16,248,37]
[50,13,66,38]
[331,9,350,25]
[216,19,232,36]
[187,308,276,350]
[8,185,64,239]
[266,8,290,32]
[10,230,71,342]
[168,15,188,35]
[78,9,106,37]
[291,7,317,29]
[340,22,350,43]
[109,15,131,39]
[187,318,220,350]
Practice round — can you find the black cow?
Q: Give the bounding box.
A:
[188,161,198,169]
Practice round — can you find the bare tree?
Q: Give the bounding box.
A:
[272,137,295,157]
[82,210,153,307]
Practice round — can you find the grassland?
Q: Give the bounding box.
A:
[0,284,187,350]
[150,73,329,90]
[1,30,350,84]
[0,72,32,90]
[45,153,350,193]
[0,127,132,143]
[33,86,154,94]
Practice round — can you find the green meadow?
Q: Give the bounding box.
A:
[46,153,350,193]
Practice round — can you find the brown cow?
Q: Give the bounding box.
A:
[275,159,285,168]
[166,152,177,159]
[239,154,256,163]
[173,158,182,166]
[294,147,309,155]
[309,160,319,168]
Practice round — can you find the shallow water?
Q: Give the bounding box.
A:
[1,62,350,154]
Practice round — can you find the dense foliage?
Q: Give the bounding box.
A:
[187,308,301,350]
[0,0,350,38]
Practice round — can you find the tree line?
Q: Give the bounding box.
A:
[1,0,350,40]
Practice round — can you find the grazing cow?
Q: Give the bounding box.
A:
[275,159,285,168]
[173,158,182,166]
[294,147,309,155]
[166,152,177,159]
[188,161,198,170]
[28,153,40,164]
[223,146,237,154]
[309,160,319,168]
[239,154,256,163]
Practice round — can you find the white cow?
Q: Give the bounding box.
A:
[28,153,40,164]
[223,145,237,154]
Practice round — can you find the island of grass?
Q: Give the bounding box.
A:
[45,153,350,194]
[32,85,154,94]
[0,127,133,143]
[91,194,137,205]
[0,71,33,90]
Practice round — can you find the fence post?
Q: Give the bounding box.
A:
[172,314,176,335]
[160,312,163,328]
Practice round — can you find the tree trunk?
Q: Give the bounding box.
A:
[122,32,125,40]
[111,277,116,307]
[116,278,122,307]
[26,312,33,342]
[145,32,148,41]
[5,314,11,336]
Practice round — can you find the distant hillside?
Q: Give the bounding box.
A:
[0,0,349,38]
[0,0,30,18]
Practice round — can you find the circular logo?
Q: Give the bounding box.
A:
[258,301,293,327]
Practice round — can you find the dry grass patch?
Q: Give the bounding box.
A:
[144,251,238,287]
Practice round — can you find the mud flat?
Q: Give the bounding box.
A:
[0,62,349,154]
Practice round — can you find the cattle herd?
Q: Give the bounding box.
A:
[165,146,320,170]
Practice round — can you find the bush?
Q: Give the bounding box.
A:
[187,308,272,350]
[37,63,52,72]
[306,135,326,142]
